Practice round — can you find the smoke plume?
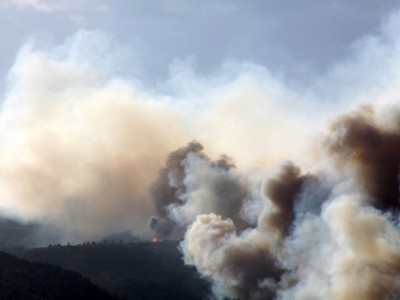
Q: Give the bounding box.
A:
[148,141,248,238]
[174,102,400,300]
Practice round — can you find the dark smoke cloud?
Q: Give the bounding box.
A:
[264,162,312,236]
[326,105,400,210]
[148,216,174,239]
[182,213,283,300]
[222,245,282,300]
[180,162,312,299]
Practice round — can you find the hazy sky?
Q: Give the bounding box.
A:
[1,0,399,89]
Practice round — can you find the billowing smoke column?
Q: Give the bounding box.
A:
[148,104,400,299]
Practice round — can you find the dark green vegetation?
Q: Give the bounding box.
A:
[15,241,211,300]
[0,250,118,300]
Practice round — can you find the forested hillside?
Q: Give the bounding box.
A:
[0,250,118,300]
[16,241,211,300]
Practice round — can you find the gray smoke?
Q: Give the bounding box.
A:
[182,213,282,300]
[178,161,311,299]
[148,141,249,238]
[176,140,400,299]
[144,96,400,300]
[172,102,400,299]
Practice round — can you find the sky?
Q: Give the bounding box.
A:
[0,0,399,90]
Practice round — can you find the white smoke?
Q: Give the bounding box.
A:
[279,195,400,300]
[167,152,246,226]
[0,32,190,243]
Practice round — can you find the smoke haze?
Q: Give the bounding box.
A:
[2,7,400,300]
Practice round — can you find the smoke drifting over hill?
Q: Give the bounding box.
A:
[2,9,400,300]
